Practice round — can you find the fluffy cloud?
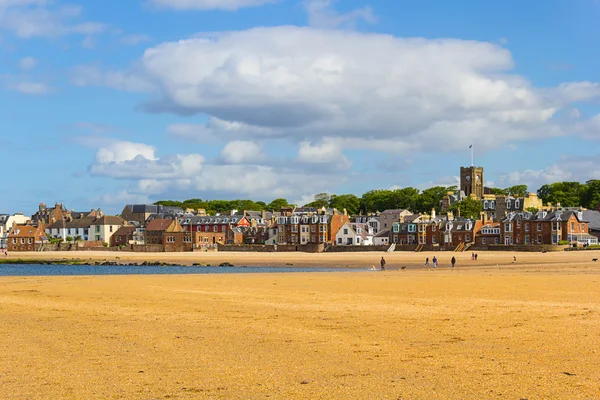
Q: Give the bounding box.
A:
[297,138,351,169]
[95,141,156,163]
[499,155,600,190]
[0,1,106,38]
[146,0,276,11]
[136,26,599,154]
[220,140,265,164]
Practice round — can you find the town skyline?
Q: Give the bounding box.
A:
[1,0,599,214]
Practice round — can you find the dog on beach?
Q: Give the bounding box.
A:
[593,258,598,262]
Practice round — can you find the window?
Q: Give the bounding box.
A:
[95,226,100,233]
[495,238,499,244]
[484,200,489,209]
[393,224,400,233]
[505,223,511,232]
[570,222,575,232]
[291,235,297,242]
[213,226,218,232]
[320,216,327,224]
[12,238,16,244]
[338,238,342,244]
[291,217,299,224]
[432,236,437,244]
[525,224,530,232]
[537,235,542,244]
[537,223,542,232]
[408,225,416,233]
[319,225,326,232]
[21,238,25,244]
[482,238,486,244]
[343,229,348,234]
[291,225,298,233]
[110,226,113,233]
[311,226,316,233]
[517,220,521,228]
[393,236,398,243]
[466,234,471,242]
[525,235,529,244]
[319,235,326,242]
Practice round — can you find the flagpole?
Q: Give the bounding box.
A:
[470,145,474,167]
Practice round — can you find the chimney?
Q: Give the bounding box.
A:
[447,211,454,221]
[431,208,436,219]
[457,207,461,218]
[261,210,266,219]
[343,208,348,216]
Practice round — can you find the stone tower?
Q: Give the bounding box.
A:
[460,166,484,198]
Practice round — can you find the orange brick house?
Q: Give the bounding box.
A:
[7,223,47,252]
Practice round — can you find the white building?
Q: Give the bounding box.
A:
[335,223,375,246]
[0,213,31,248]
[373,229,390,246]
[90,216,127,244]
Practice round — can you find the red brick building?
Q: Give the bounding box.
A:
[110,226,136,247]
[276,212,350,246]
[7,224,47,252]
[145,219,185,245]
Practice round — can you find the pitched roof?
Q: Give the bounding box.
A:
[113,226,136,236]
[146,219,174,231]
[92,215,126,226]
[9,224,45,239]
[583,210,600,230]
[375,229,390,238]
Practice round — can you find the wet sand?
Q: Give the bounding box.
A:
[0,259,599,399]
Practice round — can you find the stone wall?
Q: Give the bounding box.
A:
[132,244,164,252]
[326,245,389,252]
[218,243,325,253]
[469,244,569,252]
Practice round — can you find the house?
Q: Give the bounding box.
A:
[7,223,47,252]
[379,209,413,231]
[121,204,184,225]
[46,217,96,241]
[583,210,600,241]
[354,215,381,234]
[335,222,374,246]
[482,193,544,221]
[90,215,127,244]
[500,210,596,246]
[475,222,501,246]
[373,229,390,246]
[0,213,31,249]
[32,202,69,225]
[180,215,248,248]
[145,219,185,245]
[110,226,136,247]
[276,212,350,246]
[439,218,479,248]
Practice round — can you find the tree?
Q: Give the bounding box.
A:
[447,197,483,219]
[415,186,447,214]
[328,194,360,215]
[360,190,395,213]
[488,187,508,195]
[304,193,331,208]
[66,236,73,242]
[506,184,528,197]
[526,207,539,213]
[391,187,420,211]
[537,182,584,207]
[581,180,600,209]
[266,198,290,210]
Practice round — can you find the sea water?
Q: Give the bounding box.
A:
[0,264,354,277]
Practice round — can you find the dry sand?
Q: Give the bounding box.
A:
[1,253,599,399]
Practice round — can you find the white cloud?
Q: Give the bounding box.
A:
[221,140,265,164]
[95,141,156,164]
[0,2,107,38]
[134,26,599,154]
[96,190,150,206]
[9,80,52,95]
[499,155,600,190]
[297,138,351,169]
[146,0,276,11]
[69,64,155,93]
[18,56,37,70]
[303,0,377,29]
[167,117,278,143]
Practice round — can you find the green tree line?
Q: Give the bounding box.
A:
[154,180,600,216]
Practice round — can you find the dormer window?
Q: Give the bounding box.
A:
[291,216,299,224]
[515,200,520,209]
[484,201,489,210]
[392,223,400,233]
[490,201,495,210]
[320,216,327,224]
[466,222,472,231]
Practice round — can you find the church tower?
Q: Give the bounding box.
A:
[460,166,484,198]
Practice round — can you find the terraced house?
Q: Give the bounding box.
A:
[276,211,349,246]
[180,215,250,248]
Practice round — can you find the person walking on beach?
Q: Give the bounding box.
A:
[513,256,517,264]
[451,256,456,268]
[432,256,437,268]
[425,257,430,266]
[474,253,478,261]
[380,257,386,271]
[471,252,474,261]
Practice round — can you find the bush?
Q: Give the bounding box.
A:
[558,240,570,245]
[66,236,73,242]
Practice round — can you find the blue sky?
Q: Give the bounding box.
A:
[1,0,599,214]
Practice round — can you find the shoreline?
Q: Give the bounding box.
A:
[2,249,600,270]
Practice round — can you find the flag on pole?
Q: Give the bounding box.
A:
[469,145,472,148]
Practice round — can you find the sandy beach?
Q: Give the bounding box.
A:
[5,249,600,270]
[0,253,599,399]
